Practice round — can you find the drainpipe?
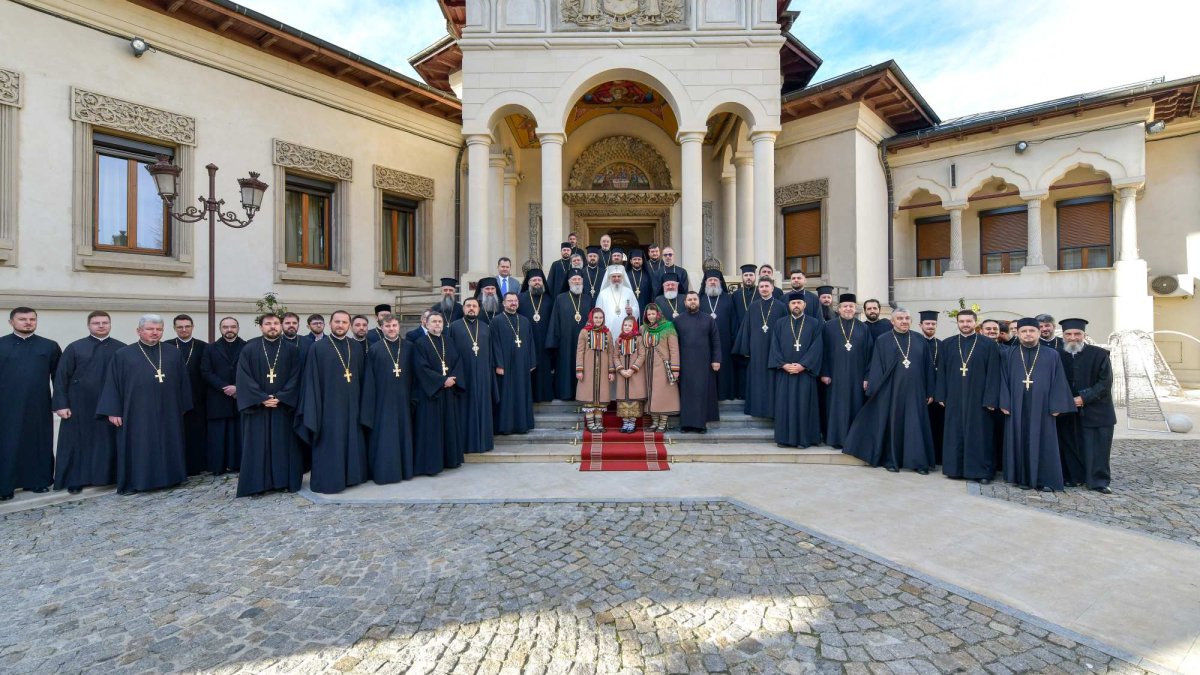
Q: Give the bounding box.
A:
[878,137,896,309]
[453,141,466,281]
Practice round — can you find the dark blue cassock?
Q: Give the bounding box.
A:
[650,265,690,296]
[769,314,824,447]
[732,296,787,418]
[653,295,684,323]
[164,337,207,475]
[819,318,873,449]
[935,333,1001,480]
[581,265,604,300]
[410,332,465,474]
[0,333,61,497]
[519,291,555,403]
[545,258,574,296]
[545,291,593,400]
[201,337,246,474]
[1055,344,1117,489]
[447,318,496,453]
[429,301,464,323]
[925,336,945,465]
[359,336,414,484]
[1001,344,1075,491]
[491,312,536,434]
[96,341,192,493]
[843,331,935,471]
[730,286,757,399]
[52,336,124,490]
[295,336,369,494]
[698,292,738,401]
[864,319,893,339]
[673,309,721,429]
[282,335,312,472]
[627,266,655,311]
[235,337,302,497]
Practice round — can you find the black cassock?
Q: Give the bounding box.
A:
[581,265,604,300]
[935,334,1001,480]
[282,335,312,472]
[0,334,61,496]
[1056,345,1117,489]
[545,258,574,296]
[295,336,369,494]
[650,265,690,297]
[491,312,536,434]
[519,290,555,403]
[730,287,757,399]
[925,336,945,465]
[732,296,787,418]
[769,315,824,448]
[360,337,414,484]
[235,337,302,497]
[627,266,655,311]
[447,318,495,453]
[96,342,192,493]
[201,338,246,474]
[843,331,935,471]
[52,336,124,490]
[701,292,739,400]
[819,318,873,449]
[351,337,370,361]
[1000,345,1075,491]
[864,319,893,339]
[367,327,386,345]
[165,337,207,475]
[654,295,684,323]
[410,333,466,474]
[429,301,464,323]
[674,310,721,429]
[545,291,593,400]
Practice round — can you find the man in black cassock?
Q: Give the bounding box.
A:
[820,294,872,449]
[935,310,1001,483]
[918,310,945,465]
[700,270,738,400]
[475,277,501,324]
[645,243,664,276]
[1038,314,1064,350]
[731,264,759,400]
[448,298,495,452]
[411,312,465,473]
[201,317,246,475]
[770,293,824,448]
[350,315,371,359]
[979,318,1010,473]
[654,273,685,322]
[653,247,690,297]
[862,299,892,338]
[816,286,835,322]
[281,312,312,471]
[1000,318,1075,492]
[295,310,369,494]
[757,265,785,300]
[519,269,555,403]
[359,313,413,484]
[674,291,721,433]
[786,271,821,319]
[627,250,655,310]
[597,233,614,267]
[431,278,464,323]
[842,309,936,473]
[235,314,303,497]
[0,307,61,500]
[492,292,536,435]
[546,271,593,401]
[733,278,788,418]
[581,247,604,300]
[96,314,192,494]
[165,314,207,475]
[367,304,391,344]
[52,310,124,493]
[546,242,575,296]
[1055,318,1117,493]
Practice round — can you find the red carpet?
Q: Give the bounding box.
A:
[580,412,669,471]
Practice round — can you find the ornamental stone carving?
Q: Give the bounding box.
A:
[560,0,685,29]
[562,190,679,205]
[373,165,434,199]
[702,200,714,260]
[0,69,20,108]
[528,202,542,263]
[775,178,829,207]
[273,139,353,181]
[568,136,672,190]
[71,87,195,146]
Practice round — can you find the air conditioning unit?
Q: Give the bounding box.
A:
[1150,274,1195,297]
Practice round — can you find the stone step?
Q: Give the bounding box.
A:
[529,412,773,430]
[493,425,775,445]
[466,442,863,465]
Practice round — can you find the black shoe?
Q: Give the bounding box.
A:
[1017,485,1030,490]
[0,493,12,501]
[32,487,49,494]
[1093,486,1113,494]
[67,487,82,495]
[916,468,929,475]
[1039,486,1054,493]
[979,478,991,485]
[695,427,707,434]
[1064,481,1077,488]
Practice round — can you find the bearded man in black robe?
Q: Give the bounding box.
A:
[165,314,207,475]
[431,278,464,323]
[674,291,721,433]
[519,269,555,403]
[843,309,935,473]
[236,314,303,497]
[581,247,604,300]
[200,317,246,475]
[546,271,593,400]
[770,293,824,448]
[546,242,575,297]
[786,271,821,320]
[653,273,685,322]
[627,250,655,310]
[411,312,465,473]
[492,292,536,435]
[448,298,495,453]
[700,270,738,400]
[732,278,787,418]
[935,310,1001,483]
[1038,314,1065,350]
[96,314,192,494]
[816,286,835,322]
[820,294,872,449]
[1000,318,1076,492]
[918,310,945,465]
[52,310,124,493]
[0,307,61,500]
[730,264,759,399]
[1055,318,1117,493]
[350,315,371,359]
[359,313,413,484]
[475,277,501,324]
[280,312,311,471]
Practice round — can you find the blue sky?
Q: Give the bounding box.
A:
[240,0,1200,121]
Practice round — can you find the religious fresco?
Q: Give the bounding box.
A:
[591,162,651,190]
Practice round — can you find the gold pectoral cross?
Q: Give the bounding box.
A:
[441,363,449,376]
[959,363,969,377]
[472,343,480,356]
[1023,376,1034,390]
[154,369,165,383]
[267,368,277,384]
[343,369,353,383]
[393,364,402,377]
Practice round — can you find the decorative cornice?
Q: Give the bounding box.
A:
[373,164,433,199]
[71,87,195,146]
[568,135,673,191]
[572,206,670,219]
[775,178,829,207]
[0,69,20,108]
[563,190,680,206]
[273,139,353,181]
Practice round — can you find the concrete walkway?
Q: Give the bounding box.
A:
[309,461,1200,674]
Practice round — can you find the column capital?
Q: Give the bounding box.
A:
[488,153,509,169]
[749,129,779,143]
[676,130,707,144]
[1112,176,1145,192]
[503,171,522,186]
[733,151,754,167]
[536,132,565,146]
[1115,184,1142,199]
[944,200,969,212]
[720,170,736,183]
[1019,191,1049,203]
[464,133,493,147]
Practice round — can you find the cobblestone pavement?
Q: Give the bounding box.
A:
[979,439,1200,548]
[1,477,1144,674]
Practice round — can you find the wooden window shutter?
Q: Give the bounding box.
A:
[784,207,821,258]
[917,220,950,259]
[981,210,1027,253]
[1058,200,1111,248]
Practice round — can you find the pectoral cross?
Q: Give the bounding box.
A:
[844,342,852,352]
[472,343,480,356]
[793,340,801,352]
[761,324,769,333]
[902,359,911,369]
[267,368,277,384]
[441,363,449,376]
[1023,376,1034,390]
[154,369,165,383]
[343,369,353,383]
[959,363,969,377]
[515,336,522,348]
[393,364,402,377]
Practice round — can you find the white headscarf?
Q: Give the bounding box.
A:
[597,264,639,335]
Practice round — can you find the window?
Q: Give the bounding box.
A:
[1057,196,1112,270]
[915,215,950,277]
[783,202,821,276]
[382,195,417,276]
[284,174,334,269]
[92,133,171,255]
[980,206,1027,274]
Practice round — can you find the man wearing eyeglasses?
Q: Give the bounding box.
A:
[650,246,690,298]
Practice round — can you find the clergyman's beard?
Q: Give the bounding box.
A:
[481,294,501,314]
[791,309,803,318]
[664,290,678,300]
[705,285,722,298]
[530,286,543,297]
[569,283,583,295]
[283,328,298,338]
[1063,341,1084,355]
[439,296,456,314]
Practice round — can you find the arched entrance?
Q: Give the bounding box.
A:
[564,135,678,249]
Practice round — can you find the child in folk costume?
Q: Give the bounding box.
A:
[613,316,648,433]
[575,307,616,432]
[639,304,681,432]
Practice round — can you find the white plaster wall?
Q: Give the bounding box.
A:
[774,129,855,284]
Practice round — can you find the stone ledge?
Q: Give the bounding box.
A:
[78,253,192,276]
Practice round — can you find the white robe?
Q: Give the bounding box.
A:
[596,278,639,336]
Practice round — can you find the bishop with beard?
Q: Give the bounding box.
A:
[700,270,738,400]
[491,292,536,435]
[235,314,303,497]
[475,277,501,324]
[546,270,593,400]
[431,277,464,323]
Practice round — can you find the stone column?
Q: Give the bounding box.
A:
[1112,182,1150,332]
[465,134,492,275]
[538,132,565,269]
[678,130,706,282]
[503,170,520,266]
[751,131,778,268]
[734,151,754,268]
[488,152,508,266]
[1117,185,1140,261]
[1021,192,1049,273]
[945,202,968,276]
[721,169,736,272]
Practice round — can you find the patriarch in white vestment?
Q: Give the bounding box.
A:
[596,265,639,336]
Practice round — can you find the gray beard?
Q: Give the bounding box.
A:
[439,296,456,313]
[664,290,678,300]
[480,295,501,314]
[1063,342,1084,355]
[569,284,583,295]
[705,285,722,298]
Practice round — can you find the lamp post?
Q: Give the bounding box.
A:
[145,158,268,343]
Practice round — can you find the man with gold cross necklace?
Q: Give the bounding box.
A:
[235,313,303,497]
[934,309,1002,484]
[491,291,536,435]
[411,311,466,475]
[359,312,415,485]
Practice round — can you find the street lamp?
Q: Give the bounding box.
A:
[145,157,268,343]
